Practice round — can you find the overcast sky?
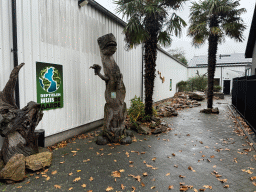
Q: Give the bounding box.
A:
[94,0,256,62]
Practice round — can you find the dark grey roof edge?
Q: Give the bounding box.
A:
[80,0,127,27]
[245,4,256,58]
[187,64,251,68]
[157,46,188,68]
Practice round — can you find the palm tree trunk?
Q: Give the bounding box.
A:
[207,17,219,109]
[144,15,159,118]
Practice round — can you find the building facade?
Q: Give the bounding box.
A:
[0,0,187,147]
[188,53,252,94]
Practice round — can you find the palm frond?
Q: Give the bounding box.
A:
[123,14,149,48]
[166,13,187,37]
[158,31,172,47]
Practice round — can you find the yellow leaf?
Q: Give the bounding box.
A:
[71,151,77,153]
[81,184,86,188]
[166,173,170,176]
[73,177,81,182]
[119,169,125,173]
[54,185,61,189]
[106,186,113,191]
[129,161,134,164]
[194,189,198,192]
[143,172,148,176]
[46,176,50,181]
[224,185,229,188]
[69,187,73,190]
[60,161,65,164]
[83,159,90,162]
[152,157,156,161]
[252,182,256,186]
[16,186,22,189]
[77,170,81,172]
[89,177,94,181]
[69,172,73,176]
[151,186,156,189]
[35,176,39,179]
[51,170,57,175]
[179,175,185,178]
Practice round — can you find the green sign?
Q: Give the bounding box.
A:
[36,62,63,110]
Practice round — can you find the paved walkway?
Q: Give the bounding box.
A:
[0,96,256,192]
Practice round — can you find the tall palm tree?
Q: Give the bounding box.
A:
[188,0,246,109]
[115,0,187,118]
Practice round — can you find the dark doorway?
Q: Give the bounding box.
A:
[223,80,231,94]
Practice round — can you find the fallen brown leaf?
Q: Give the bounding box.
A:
[166,173,170,176]
[143,172,148,176]
[69,187,73,191]
[54,185,61,189]
[250,176,256,181]
[203,185,212,189]
[141,182,145,187]
[179,175,185,178]
[106,186,113,191]
[51,170,57,175]
[121,184,125,189]
[73,177,81,182]
[168,185,174,190]
[151,186,155,189]
[81,184,86,188]
[89,177,94,181]
[223,185,229,188]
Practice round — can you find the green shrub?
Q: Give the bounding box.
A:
[213,85,222,92]
[187,76,208,91]
[128,96,157,123]
[176,81,188,92]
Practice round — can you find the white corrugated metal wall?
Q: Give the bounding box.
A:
[1,0,188,141]
[153,50,188,102]
[15,0,143,137]
[0,0,13,90]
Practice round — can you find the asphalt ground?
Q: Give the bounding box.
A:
[0,95,255,192]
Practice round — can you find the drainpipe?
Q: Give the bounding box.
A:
[141,44,144,101]
[11,0,20,108]
[221,66,223,92]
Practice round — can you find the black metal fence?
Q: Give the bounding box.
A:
[232,75,256,133]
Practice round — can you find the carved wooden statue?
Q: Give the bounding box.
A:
[0,63,43,163]
[90,33,132,145]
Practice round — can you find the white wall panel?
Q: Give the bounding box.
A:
[153,50,188,102]
[16,0,143,137]
[0,0,13,90]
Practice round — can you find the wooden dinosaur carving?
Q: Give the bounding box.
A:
[90,33,132,145]
[0,63,43,163]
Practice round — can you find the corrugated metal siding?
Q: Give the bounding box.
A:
[153,50,187,102]
[0,0,13,90]
[16,0,143,137]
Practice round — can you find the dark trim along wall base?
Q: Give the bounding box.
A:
[45,119,104,147]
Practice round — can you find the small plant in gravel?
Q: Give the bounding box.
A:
[127,96,158,133]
